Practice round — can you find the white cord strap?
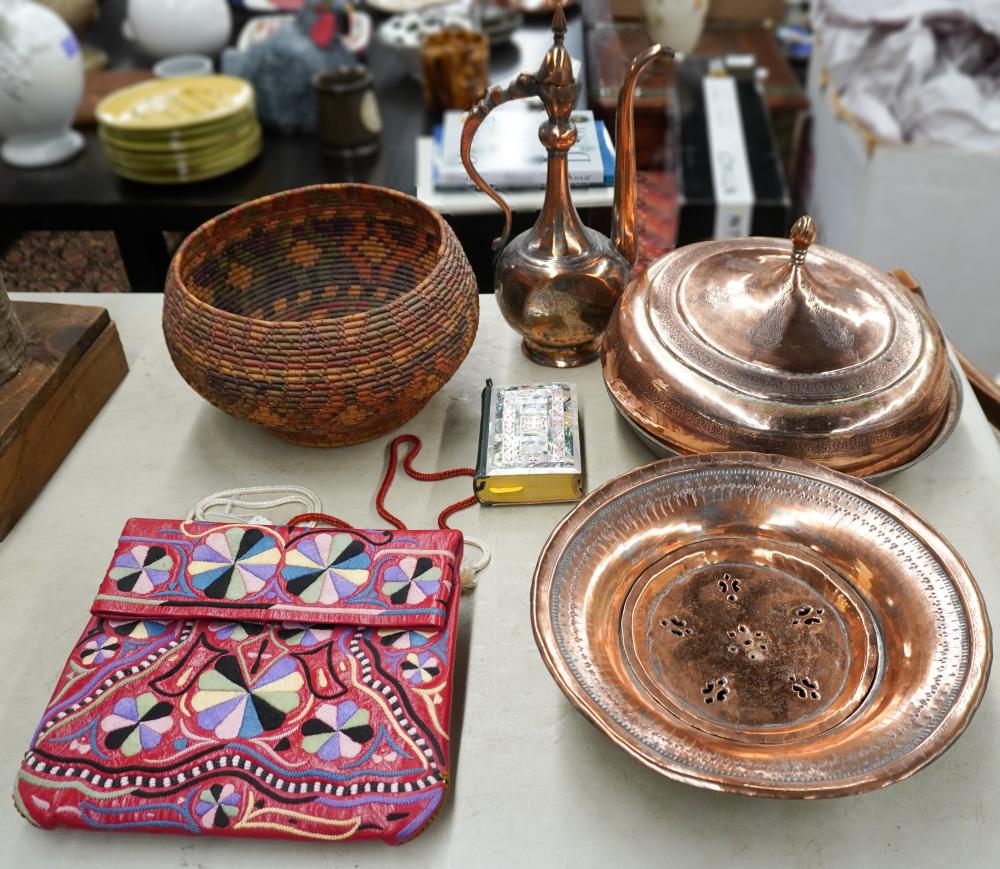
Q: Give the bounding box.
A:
[188,485,490,591]
[188,485,323,525]
[460,535,491,592]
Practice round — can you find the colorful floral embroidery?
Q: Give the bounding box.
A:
[300,701,373,760]
[276,624,333,648]
[378,627,436,649]
[401,652,441,685]
[281,533,370,604]
[108,544,173,593]
[192,655,302,739]
[80,634,120,665]
[109,619,170,640]
[195,783,240,829]
[382,556,442,605]
[190,528,279,600]
[208,621,265,642]
[18,518,463,845]
[100,693,173,756]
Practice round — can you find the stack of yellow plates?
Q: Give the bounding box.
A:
[95,76,262,184]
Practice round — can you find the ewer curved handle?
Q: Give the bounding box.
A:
[459,72,540,255]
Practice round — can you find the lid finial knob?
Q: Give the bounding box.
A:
[790,215,816,265]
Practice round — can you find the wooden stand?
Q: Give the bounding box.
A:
[0,302,128,540]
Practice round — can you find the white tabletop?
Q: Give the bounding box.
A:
[4,293,1000,869]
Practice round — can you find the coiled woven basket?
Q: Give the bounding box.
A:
[163,184,479,446]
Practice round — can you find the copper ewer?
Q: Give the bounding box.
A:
[602,216,960,477]
[460,9,671,367]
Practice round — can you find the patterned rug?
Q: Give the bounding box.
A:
[1,231,128,293]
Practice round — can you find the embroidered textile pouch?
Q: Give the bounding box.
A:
[15,518,463,844]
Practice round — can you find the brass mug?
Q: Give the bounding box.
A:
[313,66,381,158]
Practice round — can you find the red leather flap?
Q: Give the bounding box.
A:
[90,518,462,630]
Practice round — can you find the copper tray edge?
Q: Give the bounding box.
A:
[606,358,964,483]
[530,451,992,798]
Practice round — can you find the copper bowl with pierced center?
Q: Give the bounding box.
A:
[602,216,959,478]
[531,452,991,797]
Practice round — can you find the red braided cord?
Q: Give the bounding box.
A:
[288,434,476,531]
[286,511,351,529]
[376,434,476,530]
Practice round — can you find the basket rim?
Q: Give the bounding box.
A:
[166,183,465,330]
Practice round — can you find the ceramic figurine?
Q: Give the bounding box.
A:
[123,0,232,60]
[222,0,355,132]
[0,0,85,168]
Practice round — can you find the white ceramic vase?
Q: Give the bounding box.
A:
[0,0,85,168]
[640,0,709,55]
[124,0,232,60]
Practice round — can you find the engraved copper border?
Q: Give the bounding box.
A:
[607,358,963,483]
[531,452,991,798]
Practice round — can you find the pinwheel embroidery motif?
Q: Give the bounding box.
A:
[382,556,442,605]
[281,532,371,604]
[80,634,120,665]
[195,783,240,829]
[192,655,303,739]
[189,528,280,600]
[401,652,441,685]
[108,544,174,594]
[100,693,174,756]
[300,701,374,761]
[378,627,437,649]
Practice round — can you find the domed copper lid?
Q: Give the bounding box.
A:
[602,217,959,477]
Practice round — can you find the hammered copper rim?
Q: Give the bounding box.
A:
[607,358,963,482]
[531,452,992,798]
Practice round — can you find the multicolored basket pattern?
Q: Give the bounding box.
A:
[163,184,479,447]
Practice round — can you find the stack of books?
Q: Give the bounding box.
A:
[416,102,617,214]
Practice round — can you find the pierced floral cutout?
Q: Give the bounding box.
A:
[189,528,280,600]
[382,556,442,605]
[208,621,265,642]
[282,533,370,604]
[276,623,333,648]
[80,634,120,665]
[300,701,373,761]
[100,693,173,756]
[108,544,173,594]
[108,619,170,640]
[192,655,302,739]
[377,627,437,650]
[401,652,441,685]
[195,783,240,829]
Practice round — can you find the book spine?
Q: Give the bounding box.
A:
[435,167,606,190]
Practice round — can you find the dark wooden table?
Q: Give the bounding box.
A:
[0,0,594,291]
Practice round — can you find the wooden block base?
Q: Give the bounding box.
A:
[0,302,128,540]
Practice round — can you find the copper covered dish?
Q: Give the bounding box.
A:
[532,452,991,797]
[602,216,959,477]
